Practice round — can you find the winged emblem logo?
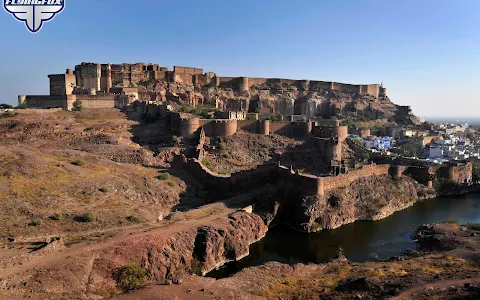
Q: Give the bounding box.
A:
[3,0,65,33]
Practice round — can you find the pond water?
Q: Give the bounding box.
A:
[208,193,480,278]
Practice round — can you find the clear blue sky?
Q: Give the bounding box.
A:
[1,0,479,117]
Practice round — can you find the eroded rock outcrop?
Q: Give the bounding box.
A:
[289,175,426,232]
[412,223,479,252]
[1,210,270,298]
[193,212,268,275]
[146,81,401,119]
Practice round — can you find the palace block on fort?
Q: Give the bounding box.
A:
[19,62,386,111]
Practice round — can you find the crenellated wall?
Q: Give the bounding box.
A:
[186,158,278,194]
[175,118,313,139]
[190,159,394,199]
[26,63,386,111]
[321,164,391,195]
[216,76,381,97]
[23,94,116,110]
[67,94,116,110]
[278,163,392,197]
[23,95,70,110]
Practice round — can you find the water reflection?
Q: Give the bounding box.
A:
[208,193,480,278]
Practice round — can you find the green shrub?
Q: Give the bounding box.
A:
[190,258,203,275]
[0,103,14,109]
[262,114,282,122]
[71,159,85,166]
[49,213,63,221]
[0,111,18,119]
[219,141,227,151]
[114,264,149,292]
[473,162,480,183]
[467,223,480,231]
[28,219,42,226]
[72,100,83,112]
[126,215,140,223]
[75,212,96,223]
[156,172,171,180]
[435,179,462,193]
[167,181,176,187]
[202,159,213,169]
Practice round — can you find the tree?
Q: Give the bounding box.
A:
[0,103,13,109]
[473,162,480,183]
[398,138,424,158]
[72,100,83,111]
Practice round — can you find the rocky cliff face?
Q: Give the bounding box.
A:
[115,223,480,300]
[192,212,268,275]
[1,210,271,298]
[288,175,426,232]
[140,81,401,119]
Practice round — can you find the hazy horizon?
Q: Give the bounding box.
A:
[1,0,479,117]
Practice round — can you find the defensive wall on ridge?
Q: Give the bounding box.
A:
[20,93,134,110]
[162,107,347,141]
[277,164,392,197]
[158,101,473,199]
[185,158,418,200]
[185,158,278,196]
[167,115,317,139]
[187,157,471,201]
[20,63,386,110]
[345,138,472,185]
[216,76,383,97]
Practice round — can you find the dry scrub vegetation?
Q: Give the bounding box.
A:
[203,132,331,175]
[0,109,185,239]
[255,255,479,299]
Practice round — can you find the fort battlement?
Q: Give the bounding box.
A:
[186,156,461,201]
[19,62,387,110]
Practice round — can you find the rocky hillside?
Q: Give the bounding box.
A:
[139,81,408,121]
[202,133,331,175]
[0,109,190,239]
[288,175,432,232]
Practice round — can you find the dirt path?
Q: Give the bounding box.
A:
[392,277,480,299]
[0,188,265,278]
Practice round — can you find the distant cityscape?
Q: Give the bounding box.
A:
[351,121,479,164]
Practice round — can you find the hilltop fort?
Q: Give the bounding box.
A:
[1,62,477,299]
[19,62,419,124]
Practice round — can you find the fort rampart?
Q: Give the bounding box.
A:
[20,63,386,110]
[188,159,400,199]
[22,94,133,110]
[186,158,278,195]
[216,76,382,97]
[166,111,318,139]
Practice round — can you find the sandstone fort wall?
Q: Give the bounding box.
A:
[216,76,380,97]
[321,164,391,194]
[186,158,278,193]
[24,95,69,110]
